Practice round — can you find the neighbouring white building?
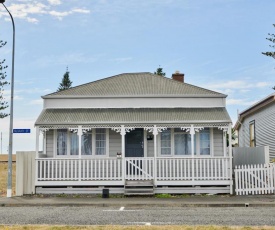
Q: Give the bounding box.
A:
[235,92,275,161]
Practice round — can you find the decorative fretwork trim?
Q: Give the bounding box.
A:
[194,127,204,132]
[218,126,230,133]
[38,122,231,130]
[39,128,49,134]
[180,127,191,132]
[69,128,78,133]
[111,127,135,135]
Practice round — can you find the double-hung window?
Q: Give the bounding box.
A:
[159,128,211,156]
[56,128,106,156]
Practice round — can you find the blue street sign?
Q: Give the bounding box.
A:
[13,129,31,133]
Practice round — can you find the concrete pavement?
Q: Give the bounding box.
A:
[0,194,275,207]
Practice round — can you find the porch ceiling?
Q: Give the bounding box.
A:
[35,108,231,126]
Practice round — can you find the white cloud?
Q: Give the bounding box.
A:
[48,0,62,6]
[0,1,90,23]
[27,17,39,23]
[48,10,71,20]
[72,8,90,14]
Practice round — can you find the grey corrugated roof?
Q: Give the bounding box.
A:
[44,73,225,98]
[35,108,231,125]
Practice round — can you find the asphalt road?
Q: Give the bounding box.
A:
[0,206,274,226]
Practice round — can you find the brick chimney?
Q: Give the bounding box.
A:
[171,71,184,83]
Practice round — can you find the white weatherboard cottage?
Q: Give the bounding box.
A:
[35,72,233,194]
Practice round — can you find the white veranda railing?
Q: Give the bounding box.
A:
[36,157,231,182]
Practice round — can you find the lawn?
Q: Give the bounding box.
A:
[0,154,16,197]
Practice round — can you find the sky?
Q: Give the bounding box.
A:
[0,0,274,154]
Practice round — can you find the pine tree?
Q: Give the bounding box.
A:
[0,40,9,119]
[154,66,166,77]
[57,67,72,92]
[262,24,275,90]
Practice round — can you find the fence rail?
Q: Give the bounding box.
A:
[235,164,275,195]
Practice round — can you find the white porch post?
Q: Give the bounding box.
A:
[228,124,233,194]
[35,127,39,185]
[190,125,195,181]
[153,125,158,185]
[121,125,126,181]
[35,127,39,159]
[77,126,83,181]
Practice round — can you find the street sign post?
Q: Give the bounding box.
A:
[13,129,31,133]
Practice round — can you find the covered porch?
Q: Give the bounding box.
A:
[35,108,233,194]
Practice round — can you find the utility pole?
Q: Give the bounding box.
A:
[1,0,16,197]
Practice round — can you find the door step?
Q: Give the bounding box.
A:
[124,180,154,196]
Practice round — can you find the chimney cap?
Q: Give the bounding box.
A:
[175,70,180,74]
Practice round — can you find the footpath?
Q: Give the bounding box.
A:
[0,195,275,207]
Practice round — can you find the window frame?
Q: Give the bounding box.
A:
[158,128,213,157]
[249,120,256,147]
[54,128,109,158]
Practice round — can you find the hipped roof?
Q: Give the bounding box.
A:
[44,72,226,98]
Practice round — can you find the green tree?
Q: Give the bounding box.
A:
[227,128,237,147]
[262,24,275,90]
[57,68,72,92]
[154,66,166,77]
[0,40,9,119]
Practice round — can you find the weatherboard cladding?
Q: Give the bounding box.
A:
[35,108,231,125]
[45,73,224,97]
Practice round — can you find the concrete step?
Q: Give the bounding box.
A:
[125,180,154,186]
[124,180,154,195]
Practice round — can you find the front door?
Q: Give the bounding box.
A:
[125,128,144,157]
[125,129,144,177]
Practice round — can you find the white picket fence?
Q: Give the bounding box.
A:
[235,164,275,195]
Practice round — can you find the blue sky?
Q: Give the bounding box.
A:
[0,0,274,153]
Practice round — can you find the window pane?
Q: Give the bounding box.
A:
[201,148,210,155]
[70,133,79,155]
[161,148,171,155]
[175,133,193,155]
[249,122,255,147]
[161,129,171,155]
[57,129,67,155]
[96,128,106,155]
[200,129,210,155]
[81,133,92,155]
